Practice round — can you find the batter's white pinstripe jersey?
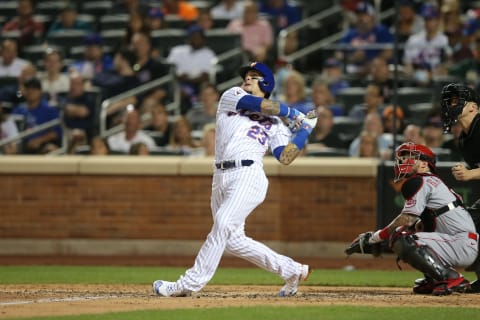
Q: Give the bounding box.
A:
[215,86,291,163]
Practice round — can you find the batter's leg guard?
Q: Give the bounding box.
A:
[390,231,469,295]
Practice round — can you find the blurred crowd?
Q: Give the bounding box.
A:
[0,0,477,161]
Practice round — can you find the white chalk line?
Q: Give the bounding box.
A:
[0,294,126,306]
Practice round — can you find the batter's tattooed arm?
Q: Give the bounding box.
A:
[260,100,282,116]
[279,144,302,165]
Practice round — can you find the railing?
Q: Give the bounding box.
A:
[277,5,396,63]
[0,118,67,154]
[99,72,179,138]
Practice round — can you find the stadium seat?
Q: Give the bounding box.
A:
[99,14,129,31]
[151,29,187,57]
[205,29,241,55]
[396,87,433,110]
[331,116,364,145]
[46,30,89,49]
[335,87,365,114]
[100,29,127,49]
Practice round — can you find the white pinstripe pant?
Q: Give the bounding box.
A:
[177,165,303,292]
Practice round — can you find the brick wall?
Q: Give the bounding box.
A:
[0,174,376,243]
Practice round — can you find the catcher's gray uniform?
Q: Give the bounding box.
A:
[402,173,478,268]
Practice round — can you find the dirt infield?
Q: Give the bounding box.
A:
[1,256,478,319]
[2,284,480,319]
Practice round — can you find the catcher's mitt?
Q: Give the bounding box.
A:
[345,232,384,257]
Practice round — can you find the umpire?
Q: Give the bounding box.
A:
[441,83,480,292]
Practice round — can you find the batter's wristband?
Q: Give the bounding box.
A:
[278,103,290,118]
[292,127,309,150]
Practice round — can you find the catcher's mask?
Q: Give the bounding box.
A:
[239,62,275,98]
[394,142,436,182]
[440,83,478,133]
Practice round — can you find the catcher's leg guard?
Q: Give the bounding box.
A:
[390,232,460,281]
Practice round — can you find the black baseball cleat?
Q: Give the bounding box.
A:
[466,279,480,294]
[432,277,470,296]
[413,277,435,294]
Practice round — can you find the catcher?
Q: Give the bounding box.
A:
[346,142,478,295]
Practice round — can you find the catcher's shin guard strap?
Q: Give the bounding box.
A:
[391,233,458,281]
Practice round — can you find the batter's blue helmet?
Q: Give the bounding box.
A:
[239,62,275,98]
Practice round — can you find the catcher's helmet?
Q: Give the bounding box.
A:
[239,62,275,98]
[394,142,436,182]
[440,83,478,133]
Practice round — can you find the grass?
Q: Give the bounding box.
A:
[1,266,478,320]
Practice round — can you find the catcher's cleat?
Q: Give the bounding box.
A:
[413,277,435,294]
[466,279,480,293]
[278,264,311,297]
[152,280,191,297]
[432,277,470,296]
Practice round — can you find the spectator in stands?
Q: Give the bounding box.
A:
[318,57,350,97]
[122,10,151,51]
[71,34,114,81]
[450,18,477,65]
[354,130,380,158]
[12,77,62,154]
[161,0,199,22]
[93,48,141,128]
[308,105,345,149]
[259,0,301,34]
[143,101,172,147]
[168,116,200,155]
[337,1,394,77]
[403,123,425,145]
[441,0,462,37]
[131,32,165,84]
[349,112,391,159]
[0,39,28,77]
[186,83,219,131]
[2,0,44,50]
[89,136,110,155]
[167,25,216,114]
[362,56,394,102]
[381,104,405,135]
[310,79,344,117]
[147,7,166,31]
[107,107,156,153]
[403,3,452,87]
[0,63,37,105]
[227,1,274,62]
[392,0,424,43]
[129,142,150,155]
[189,122,216,157]
[348,83,385,121]
[38,48,69,107]
[280,70,314,114]
[0,104,19,154]
[62,72,96,145]
[201,122,215,157]
[211,0,244,20]
[93,48,140,99]
[422,110,445,149]
[47,4,94,37]
[197,8,215,31]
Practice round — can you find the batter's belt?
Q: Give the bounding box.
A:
[215,160,254,170]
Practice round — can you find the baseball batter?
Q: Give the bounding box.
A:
[360,142,478,295]
[153,62,315,297]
